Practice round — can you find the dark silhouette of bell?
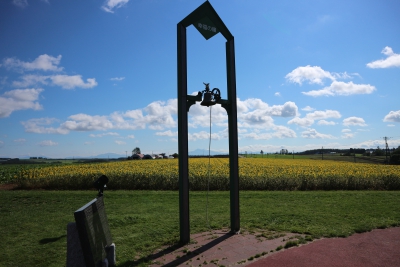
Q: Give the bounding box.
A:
[200,91,216,106]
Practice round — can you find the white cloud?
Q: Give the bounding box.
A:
[2,54,63,72]
[12,0,28,8]
[343,117,367,127]
[342,129,352,133]
[22,117,69,134]
[383,110,400,123]
[241,126,296,140]
[111,77,125,81]
[301,128,336,139]
[288,109,340,127]
[21,99,178,134]
[39,140,58,147]
[274,92,281,97]
[102,0,129,13]
[306,110,341,120]
[317,120,336,125]
[0,141,4,147]
[115,140,126,145]
[0,88,43,118]
[127,135,135,139]
[49,75,97,89]
[302,106,315,111]
[89,132,119,138]
[13,74,97,90]
[285,65,334,85]
[155,130,178,137]
[341,133,355,139]
[189,131,221,141]
[367,46,400,68]
[62,114,114,131]
[288,117,314,127]
[302,81,375,97]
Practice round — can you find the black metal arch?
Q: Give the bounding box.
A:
[177,0,239,245]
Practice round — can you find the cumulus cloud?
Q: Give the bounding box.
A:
[155,130,178,137]
[2,54,63,72]
[49,75,97,89]
[39,140,58,147]
[318,120,336,125]
[89,132,119,138]
[341,132,355,139]
[13,74,97,89]
[301,128,336,139]
[302,106,315,111]
[2,55,97,90]
[343,117,367,127]
[367,46,400,68]
[302,81,375,97]
[288,117,314,127]
[189,131,222,141]
[288,109,341,127]
[306,110,341,120]
[241,125,296,140]
[102,0,129,13]
[0,88,43,118]
[236,99,298,129]
[383,110,400,123]
[21,99,178,134]
[285,65,334,85]
[286,66,376,97]
[22,117,69,134]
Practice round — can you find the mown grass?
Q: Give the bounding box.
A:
[0,190,399,266]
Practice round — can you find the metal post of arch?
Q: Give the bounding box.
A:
[177,1,239,245]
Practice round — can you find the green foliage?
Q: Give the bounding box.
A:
[132,147,141,154]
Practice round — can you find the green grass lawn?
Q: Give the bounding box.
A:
[1,190,399,266]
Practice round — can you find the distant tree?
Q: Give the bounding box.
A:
[373,146,385,156]
[172,153,178,158]
[260,150,264,158]
[132,147,141,155]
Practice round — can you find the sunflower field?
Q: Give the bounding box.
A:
[8,157,400,190]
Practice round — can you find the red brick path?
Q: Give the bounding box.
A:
[148,227,400,267]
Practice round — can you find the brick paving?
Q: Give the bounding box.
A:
[148,229,305,267]
[147,227,400,267]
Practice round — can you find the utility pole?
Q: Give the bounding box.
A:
[382,136,392,163]
[321,146,324,160]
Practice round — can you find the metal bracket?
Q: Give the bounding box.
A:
[186,94,202,112]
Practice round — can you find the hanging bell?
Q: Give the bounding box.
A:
[200,91,216,106]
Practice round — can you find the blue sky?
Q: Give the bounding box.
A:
[0,0,399,158]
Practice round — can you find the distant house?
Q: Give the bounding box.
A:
[143,154,154,159]
[131,154,144,160]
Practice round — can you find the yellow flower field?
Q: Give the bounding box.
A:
[15,158,400,190]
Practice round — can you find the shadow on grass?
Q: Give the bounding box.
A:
[119,232,234,266]
[39,235,66,245]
